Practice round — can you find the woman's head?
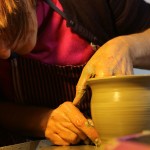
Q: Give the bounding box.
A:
[0,0,38,59]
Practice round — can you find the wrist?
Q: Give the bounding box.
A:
[38,109,53,137]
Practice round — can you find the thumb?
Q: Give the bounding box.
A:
[73,72,90,106]
[73,85,86,106]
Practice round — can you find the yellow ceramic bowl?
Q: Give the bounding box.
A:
[87,75,150,143]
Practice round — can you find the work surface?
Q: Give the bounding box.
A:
[0,139,150,150]
[0,140,102,150]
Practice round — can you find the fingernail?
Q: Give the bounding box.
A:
[94,138,102,147]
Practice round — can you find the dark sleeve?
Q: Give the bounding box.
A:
[108,0,150,35]
[0,89,4,101]
[0,59,13,102]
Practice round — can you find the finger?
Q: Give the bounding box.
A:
[63,102,101,146]
[94,55,117,77]
[50,104,87,143]
[73,64,94,105]
[55,123,81,144]
[94,58,115,77]
[47,132,70,146]
[95,67,113,77]
[50,108,70,122]
[45,111,71,145]
[126,66,133,75]
[96,71,112,77]
[112,66,124,76]
[45,122,69,146]
[61,122,87,140]
[114,59,133,76]
[46,120,80,145]
[75,118,101,146]
[58,103,87,140]
[125,60,134,75]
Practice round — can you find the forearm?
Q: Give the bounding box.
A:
[124,28,150,69]
[0,102,52,137]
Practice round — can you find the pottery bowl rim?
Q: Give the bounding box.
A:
[87,74,150,84]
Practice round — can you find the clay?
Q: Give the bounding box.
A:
[87,75,150,143]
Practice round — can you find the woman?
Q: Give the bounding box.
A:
[0,0,150,146]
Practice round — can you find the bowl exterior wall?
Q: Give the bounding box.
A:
[88,76,150,142]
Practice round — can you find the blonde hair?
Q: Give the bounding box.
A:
[0,0,36,47]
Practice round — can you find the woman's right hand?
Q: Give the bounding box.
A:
[45,101,100,146]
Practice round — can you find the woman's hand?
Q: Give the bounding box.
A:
[73,36,134,105]
[45,101,100,146]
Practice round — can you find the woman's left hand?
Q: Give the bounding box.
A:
[45,102,100,145]
[73,36,133,105]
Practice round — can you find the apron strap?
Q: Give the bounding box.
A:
[44,0,67,19]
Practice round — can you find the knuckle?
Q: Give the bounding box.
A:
[45,129,53,139]
[64,101,72,105]
[50,110,59,120]
[62,101,72,107]
[74,118,85,127]
[70,134,79,144]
